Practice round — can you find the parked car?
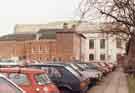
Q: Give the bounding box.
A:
[69,63,102,84]
[27,63,89,93]
[93,62,110,73]
[0,74,25,93]
[90,62,108,75]
[0,67,60,93]
[77,63,103,79]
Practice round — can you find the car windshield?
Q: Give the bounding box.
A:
[70,64,84,71]
[35,73,52,85]
[9,73,30,86]
[66,65,82,79]
[0,77,22,93]
[77,64,88,69]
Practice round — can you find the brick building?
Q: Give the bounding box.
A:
[14,22,127,63]
[0,26,86,62]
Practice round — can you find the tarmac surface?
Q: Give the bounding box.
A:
[87,68,128,93]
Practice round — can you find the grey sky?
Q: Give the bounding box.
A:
[0,0,81,36]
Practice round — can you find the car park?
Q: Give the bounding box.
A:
[0,67,60,93]
[0,74,25,93]
[77,63,103,79]
[27,63,89,93]
[69,63,102,84]
[94,62,110,73]
[90,62,108,75]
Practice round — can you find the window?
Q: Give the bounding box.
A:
[89,54,94,60]
[35,73,51,85]
[31,48,37,53]
[100,54,105,60]
[0,77,22,93]
[100,39,105,49]
[89,39,94,49]
[42,67,62,78]
[9,73,30,85]
[116,39,122,48]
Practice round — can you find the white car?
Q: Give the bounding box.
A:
[69,64,102,81]
[0,74,25,93]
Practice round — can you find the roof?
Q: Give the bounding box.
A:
[0,67,45,73]
[15,20,79,34]
[38,29,63,39]
[15,21,124,34]
[0,33,36,41]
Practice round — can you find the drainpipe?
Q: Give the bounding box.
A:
[80,37,82,62]
[107,33,109,63]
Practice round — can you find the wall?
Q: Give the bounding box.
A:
[0,41,25,58]
[84,33,126,63]
[25,40,56,61]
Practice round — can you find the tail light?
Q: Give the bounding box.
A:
[80,82,87,89]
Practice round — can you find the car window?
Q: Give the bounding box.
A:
[35,73,51,85]
[0,77,22,93]
[42,67,62,78]
[9,73,30,85]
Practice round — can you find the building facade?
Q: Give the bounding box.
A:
[0,27,86,62]
[0,22,127,63]
[83,32,126,63]
[76,22,127,63]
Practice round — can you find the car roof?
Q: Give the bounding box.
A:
[29,63,69,67]
[0,67,45,73]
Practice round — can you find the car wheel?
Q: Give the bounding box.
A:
[60,88,72,93]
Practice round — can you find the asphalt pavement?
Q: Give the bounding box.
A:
[87,68,128,93]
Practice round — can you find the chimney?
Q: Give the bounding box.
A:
[36,33,41,40]
[71,24,76,31]
[63,23,68,30]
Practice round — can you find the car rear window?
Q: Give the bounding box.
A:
[9,73,30,85]
[0,77,22,93]
[35,73,52,85]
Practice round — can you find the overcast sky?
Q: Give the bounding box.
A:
[0,0,81,36]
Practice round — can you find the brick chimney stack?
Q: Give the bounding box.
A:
[63,23,68,30]
[71,24,76,31]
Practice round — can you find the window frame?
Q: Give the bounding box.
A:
[89,54,94,61]
[100,39,105,49]
[89,39,95,49]
[100,54,106,61]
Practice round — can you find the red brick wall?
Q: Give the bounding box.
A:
[56,32,74,61]
[0,32,84,62]
[0,41,25,58]
[56,32,82,61]
[25,40,56,61]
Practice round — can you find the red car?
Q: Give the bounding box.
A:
[0,67,60,93]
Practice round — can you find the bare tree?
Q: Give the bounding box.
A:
[79,0,135,52]
[78,0,135,68]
